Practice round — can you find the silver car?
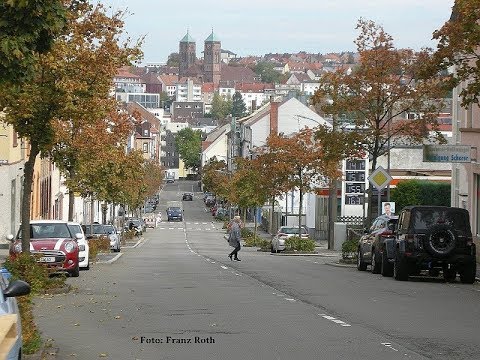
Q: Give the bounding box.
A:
[103,224,121,252]
[0,268,31,360]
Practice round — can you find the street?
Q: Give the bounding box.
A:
[33,180,480,360]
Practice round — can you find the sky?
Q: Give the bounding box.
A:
[98,0,455,64]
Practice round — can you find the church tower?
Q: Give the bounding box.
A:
[179,30,196,78]
[204,30,221,85]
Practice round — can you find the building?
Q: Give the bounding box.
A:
[0,122,26,242]
[179,31,196,78]
[176,78,202,102]
[203,31,221,85]
[171,101,204,122]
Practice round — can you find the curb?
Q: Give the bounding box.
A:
[95,252,123,264]
[269,252,338,257]
[121,237,144,249]
[325,262,356,268]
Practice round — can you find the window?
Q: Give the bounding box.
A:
[143,143,148,153]
[144,129,148,136]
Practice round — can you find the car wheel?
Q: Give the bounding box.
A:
[371,250,381,274]
[85,261,90,270]
[270,244,275,253]
[393,252,409,281]
[381,250,393,277]
[443,268,457,282]
[357,248,367,271]
[70,263,80,278]
[459,262,476,284]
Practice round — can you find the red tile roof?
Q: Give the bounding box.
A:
[158,74,179,86]
[202,83,215,93]
[235,83,274,92]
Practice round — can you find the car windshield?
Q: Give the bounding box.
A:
[411,208,470,232]
[104,225,115,234]
[67,224,82,236]
[169,207,181,212]
[279,227,307,235]
[83,224,106,235]
[26,223,72,239]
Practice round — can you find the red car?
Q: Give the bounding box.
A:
[8,220,80,277]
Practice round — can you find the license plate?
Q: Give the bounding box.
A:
[39,257,56,263]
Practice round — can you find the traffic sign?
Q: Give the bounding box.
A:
[368,166,392,191]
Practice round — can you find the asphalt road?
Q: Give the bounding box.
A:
[32,180,480,360]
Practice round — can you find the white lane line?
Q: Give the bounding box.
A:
[319,314,351,327]
[221,266,228,270]
[381,343,399,352]
[285,298,296,302]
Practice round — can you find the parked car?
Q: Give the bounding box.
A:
[271,226,309,252]
[357,215,398,274]
[124,218,143,235]
[167,206,183,221]
[67,222,90,270]
[0,268,31,360]
[383,206,476,283]
[82,223,108,240]
[205,195,216,207]
[8,220,80,277]
[103,224,121,252]
[166,177,175,184]
[182,192,193,201]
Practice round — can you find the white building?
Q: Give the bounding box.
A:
[175,78,202,102]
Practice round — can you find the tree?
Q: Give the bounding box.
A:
[210,92,232,121]
[231,91,247,118]
[253,61,284,83]
[48,3,142,220]
[201,159,230,198]
[431,0,480,106]
[312,18,447,223]
[255,130,326,235]
[167,52,179,67]
[230,157,270,236]
[0,2,142,252]
[174,127,202,171]
[0,0,67,83]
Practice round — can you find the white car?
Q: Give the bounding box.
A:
[103,224,121,252]
[271,226,310,253]
[67,222,90,270]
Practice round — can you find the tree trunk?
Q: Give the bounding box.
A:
[270,196,275,235]
[21,143,39,253]
[367,153,378,226]
[298,187,303,238]
[67,168,75,221]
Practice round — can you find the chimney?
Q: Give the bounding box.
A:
[270,100,279,136]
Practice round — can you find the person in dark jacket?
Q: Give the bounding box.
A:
[228,216,242,261]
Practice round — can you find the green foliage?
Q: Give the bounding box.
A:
[241,227,253,238]
[174,127,202,170]
[210,92,232,120]
[284,236,316,252]
[231,91,247,118]
[341,237,358,260]
[391,180,450,211]
[0,0,67,83]
[253,61,284,83]
[167,52,179,67]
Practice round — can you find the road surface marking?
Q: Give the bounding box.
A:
[221,266,228,270]
[285,298,296,302]
[381,343,399,352]
[319,314,351,327]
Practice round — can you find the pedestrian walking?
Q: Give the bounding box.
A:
[227,216,242,261]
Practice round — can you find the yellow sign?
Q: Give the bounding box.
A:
[368,166,392,190]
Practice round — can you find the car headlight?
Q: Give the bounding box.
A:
[78,244,85,251]
[64,241,76,253]
[14,243,22,253]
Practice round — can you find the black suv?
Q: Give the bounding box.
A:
[383,206,476,283]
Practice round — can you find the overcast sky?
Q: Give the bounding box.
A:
[98,0,455,64]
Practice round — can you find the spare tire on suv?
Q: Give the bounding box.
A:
[424,224,457,258]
